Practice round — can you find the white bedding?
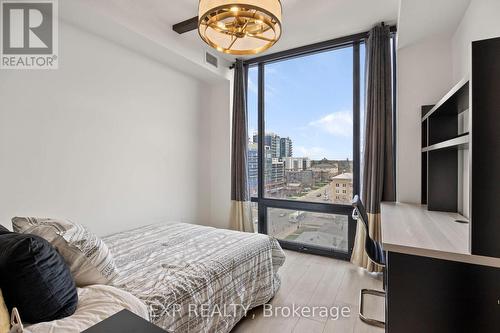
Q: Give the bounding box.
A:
[24,285,149,333]
[104,222,286,333]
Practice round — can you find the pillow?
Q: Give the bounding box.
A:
[24,285,149,333]
[0,225,9,235]
[0,289,9,333]
[0,231,78,323]
[12,217,119,286]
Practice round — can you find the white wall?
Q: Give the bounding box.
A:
[451,0,500,217]
[452,0,500,81]
[396,0,500,212]
[61,0,232,82]
[396,37,453,203]
[0,22,211,236]
[199,81,233,230]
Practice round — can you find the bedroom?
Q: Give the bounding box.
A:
[1,0,500,332]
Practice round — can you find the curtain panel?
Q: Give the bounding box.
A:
[351,24,395,271]
[230,60,254,233]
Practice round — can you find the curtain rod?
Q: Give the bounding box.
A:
[229,25,397,69]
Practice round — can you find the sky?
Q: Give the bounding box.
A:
[248,44,365,161]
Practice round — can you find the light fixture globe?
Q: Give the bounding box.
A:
[198,0,282,55]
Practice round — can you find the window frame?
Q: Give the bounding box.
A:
[246,28,396,260]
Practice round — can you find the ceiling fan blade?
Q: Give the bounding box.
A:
[227,35,239,50]
[173,16,199,34]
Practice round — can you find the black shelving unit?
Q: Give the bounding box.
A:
[421,79,469,212]
[470,37,500,258]
[422,133,469,152]
[421,106,431,205]
[420,36,500,259]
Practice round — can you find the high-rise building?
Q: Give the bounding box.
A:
[248,142,285,196]
[248,142,258,197]
[253,133,281,158]
[268,133,281,158]
[270,158,285,184]
[280,137,293,158]
[262,146,285,196]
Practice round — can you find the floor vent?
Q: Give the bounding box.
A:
[205,52,218,68]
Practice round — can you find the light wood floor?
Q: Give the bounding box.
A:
[232,250,385,333]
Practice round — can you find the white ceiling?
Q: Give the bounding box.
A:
[397,0,471,49]
[255,0,399,57]
[62,0,475,79]
[77,0,400,61]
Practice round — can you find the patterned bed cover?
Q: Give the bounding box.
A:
[103,222,286,332]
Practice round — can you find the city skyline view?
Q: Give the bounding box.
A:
[248,45,365,161]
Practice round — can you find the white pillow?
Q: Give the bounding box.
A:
[12,217,119,286]
[24,285,149,333]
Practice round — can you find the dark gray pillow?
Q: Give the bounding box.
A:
[0,231,78,323]
[0,225,9,235]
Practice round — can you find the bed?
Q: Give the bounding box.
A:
[103,222,286,333]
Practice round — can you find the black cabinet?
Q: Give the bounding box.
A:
[386,252,500,333]
[471,37,500,258]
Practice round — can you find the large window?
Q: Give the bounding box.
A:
[263,48,354,205]
[247,32,394,259]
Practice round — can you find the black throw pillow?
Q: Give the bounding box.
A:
[0,224,9,235]
[0,231,78,323]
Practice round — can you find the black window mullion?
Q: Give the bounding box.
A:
[277,239,352,260]
[257,63,266,234]
[391,34,397,196]
[258,198,351,215]
[350,41,361,255]
[353,42,361,197]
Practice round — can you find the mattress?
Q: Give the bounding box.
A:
[103,222,286,333]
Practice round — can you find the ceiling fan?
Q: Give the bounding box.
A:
[173,0,282,56]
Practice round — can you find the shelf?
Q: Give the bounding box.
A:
[422,77,469,121]
[422,133,469,152]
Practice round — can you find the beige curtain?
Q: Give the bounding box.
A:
[351,213,383,272]
[230,60,254,233]
[351,24,395,271]
[230,201,253,232]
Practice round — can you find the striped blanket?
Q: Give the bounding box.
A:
[103,222,286,333]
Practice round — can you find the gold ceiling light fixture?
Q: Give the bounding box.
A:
[198,0,282,55]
